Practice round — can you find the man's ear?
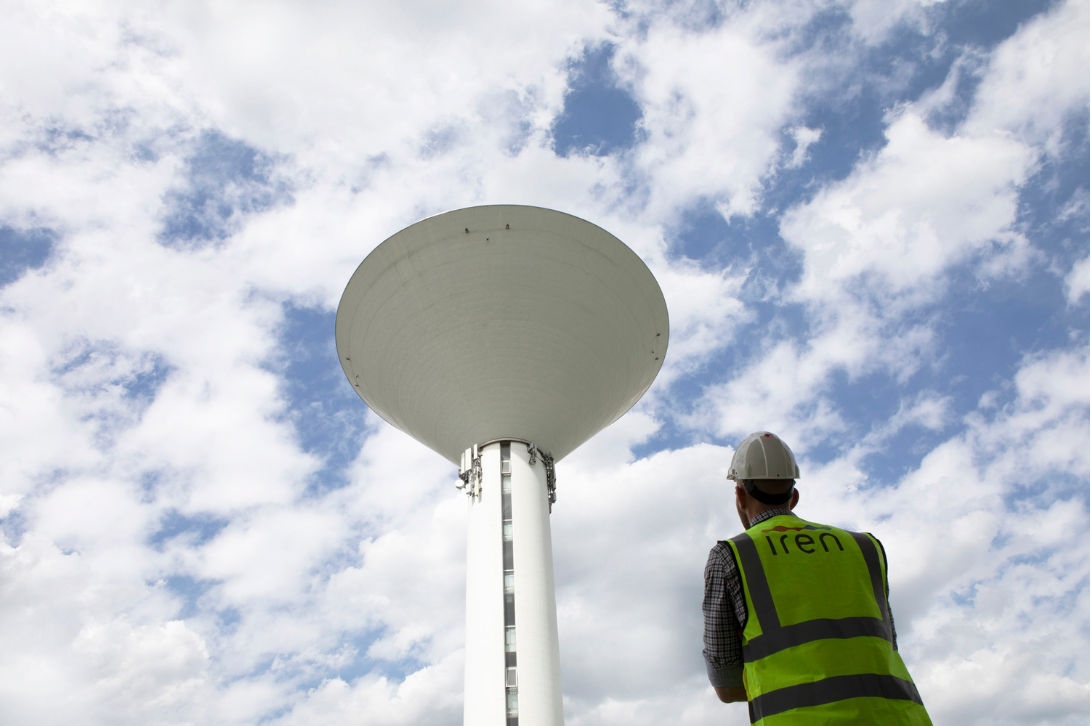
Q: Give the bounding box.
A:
[735,485,747,506]
[789,487,800,510]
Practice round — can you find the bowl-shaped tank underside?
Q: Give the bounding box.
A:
[335,205,669,464]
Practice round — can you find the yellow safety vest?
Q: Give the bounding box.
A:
[725,515,932,725]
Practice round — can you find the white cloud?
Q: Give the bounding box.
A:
[845,0,940,46]
[267,656,463,726]
[1065,256,1089,306]
[618,14,805,218]
[0,533,210,726]
[964,0,1091,152]
[191,506,347,605]
[112,0,614,164]
[119,367,317,515]
[649,260,750,380]
[786,125,822,168]
[692,302,939,450]
[71,619,212,724]
[781,110,1035,309]
[0,323,103,510]
[777,0,1091,324]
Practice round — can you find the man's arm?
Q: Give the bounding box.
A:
[702,544,746,701]
[714,686,747,703]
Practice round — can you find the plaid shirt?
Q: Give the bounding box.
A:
[701,509,898,688]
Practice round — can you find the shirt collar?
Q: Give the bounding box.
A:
[749,508,796,527]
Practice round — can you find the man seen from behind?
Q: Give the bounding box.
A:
[702,431,932,724]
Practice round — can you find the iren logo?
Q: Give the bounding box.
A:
[760,524,844,556]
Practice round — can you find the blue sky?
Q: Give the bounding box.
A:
[0,1,1087,724]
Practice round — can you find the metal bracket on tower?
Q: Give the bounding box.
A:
[526,442,557,510]
[457,444,482,499]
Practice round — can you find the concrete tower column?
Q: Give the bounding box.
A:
[463,441,563,726]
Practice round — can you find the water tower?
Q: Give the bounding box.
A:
[335,205,669,725]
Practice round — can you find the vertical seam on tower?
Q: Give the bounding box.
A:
[501,442,518,725]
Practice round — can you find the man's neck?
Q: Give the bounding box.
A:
[749,508,796,527]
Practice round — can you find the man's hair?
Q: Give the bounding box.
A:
[743,478,796,505]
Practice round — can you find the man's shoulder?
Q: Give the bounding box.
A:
[706,539,739,564]
[708,539,734,554]
[705,540,741,580]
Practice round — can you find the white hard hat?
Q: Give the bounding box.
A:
[727,432,800,481]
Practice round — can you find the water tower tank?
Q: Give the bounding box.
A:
[335,204,668,464]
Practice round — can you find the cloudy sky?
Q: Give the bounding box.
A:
[1,1,1088,724]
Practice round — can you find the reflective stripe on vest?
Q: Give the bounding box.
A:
[727,516,931,725]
